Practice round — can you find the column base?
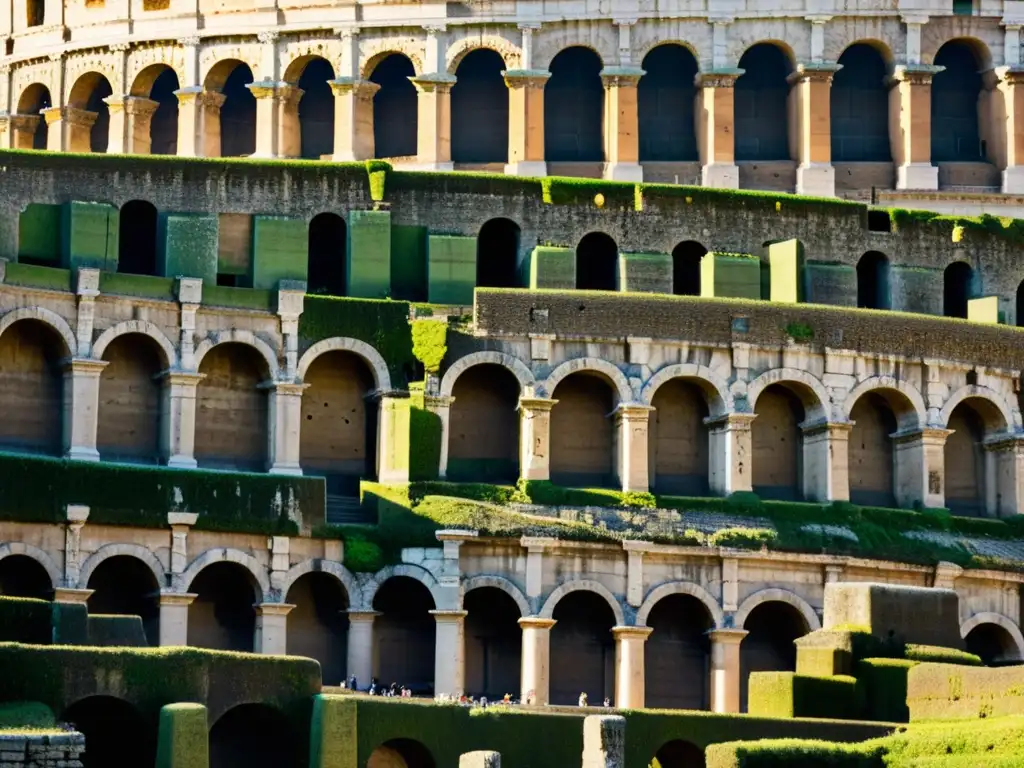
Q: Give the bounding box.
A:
[604,162,643,182]
[167,456,198,469]
[795,163,835,198]
[896,163,939,191]
[701,163,739,190]
[268,462,303,476]
[65,447,100,462]
[398,161,455,171]
[1003,166,1024,195]
[505,160,547,177]
[378,467,410,484]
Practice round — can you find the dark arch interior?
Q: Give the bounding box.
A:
[831,44,891,162]
[118,200,159,276]
[87,555,160,645]
[672,241,706,296]
[371,55,418,159]
[966,623,1019,666]
[653,740,706,768]
[943,261,973,318]
[857,251,890,309]
[735,44,791,161]
[477,218,520,289]
[298,58,336,160]
[576,232,618,291]
[0,555,52,599]
[19,85,51,149]
[645,594,713,710]
[307,212,347,296]
[27,0,44,26]
[452,49,509,163]
[464,587,522,699]
[550,591,615,705]
[149,68,180,155]
[378,739,436,768]
[448,363,521,483]
[639,45,699,162]
[187,561,258,652]
[62,697,155,768]
[550,373,616,488]
[650,379,711,496]
[221,64,256,157]
[752,384,806,501]
[0,319,64,455]
[98,333,163,463]
[285,572,349,685]
[740,602,807,712]
[1017,280,1024,327]
[211,704,301,768]
[849,392,899,508]
[545,47,604,162]
[84,77,113,153]
[373,576,436,694]
[932,41,985,162]
[945,400,988,516]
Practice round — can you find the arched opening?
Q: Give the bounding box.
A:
[86,555,160,645]
[195,343,270,471]
[550,373,617,488]
[285,572,349,686]
[118,200,159,276]
[735,44,792,161]
[62,696,155,768]
[550,591,615,705]
[645,594,713,710]
[0,319,65,455]
[97,333,163,463]
[187,561,259,651]
[965,623,1021,666]
[307,212,347,296]
[932,41,985,162]
[297,57,336,160]
[299,351,377,498]
[831,44,891,162]
[369,740,436,768]
[448,364,520,483]
[464,587,522,699]
[67,73,113,153]
[16,84,50,149]
[370,54,418,159]
[649,380,710,496]
[651,740,706,768]
[26,0,44,26]
[849,392,904,508]
[576,232,618,291]
[545,47,604,163]
[672,241,705,296]
[452,49,509,164]
[206,61,256,157]
[148,68,180,155]
[946,398,1003,517]
[477,218,520,289]
[0,555,52,599]
[638,44,699,162]
[740,601,809,712]
[943,261,974,319]
[857,251,891,309]
[752,384,807,500]
[1017,280,1024,327]
[373,576,436,695]
[210,704,301,768]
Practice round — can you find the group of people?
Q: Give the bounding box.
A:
[342,677,612,709]
[342,676,413,698]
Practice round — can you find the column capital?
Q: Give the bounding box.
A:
[178,35,201,47]
[423,23,447,34]
[346,609,381,622]
[53,587,94,603]
[66,503,90,523]
[435,528,478,543]
[9,113,40,131]
[429,609,468,622]
[518,396,558,412]
[800,419,853,437]
[159,590,198,607]
[246,80,303,102]
[63,358,108,376]
[257,30,280,45]
[103,95,159,116]
[518,616,557,630]
[423,394,456,409]
[708,14,734,25]
[517,22,542,31]
[255,602,295,617]
[695,69,744,89]
[888,64,944,86]
[520,535,558,551]
[272,381,309,396]
[410,74,456,94]
[613,402,655,421]
[157,370,206,386]
[900,12,930,25]
[328,78,380,99]
[805,14,833,24]
[892,426,954,445]
[174,86,226,109]
[503,70,551,89]
[42,106,96,127]
[786,62,842,85]
[704,412,757,430]
[167,511,199,527]
[611,625,653,640]
[983,432,1024,452]
[334,26,358,38]
[707,627,749,644]
[996,66,1024,85]
[600,67,645,87]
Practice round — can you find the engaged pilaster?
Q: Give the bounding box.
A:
[612,626,653,708]
[42,107,97,152]
[158,591,197,646]
[268,382,306,475]
[705,413,755,495]
[695,71,741,189]
[519,397,557,481]
[601,68,645,182]
[519,616,556,705]
[788,63,840,197]
[431,609,468,697]
[985,434,1024,516]
[104,96,159,155]
[614,404,653,493]
[801,421,852,502]
[254,603,295,655]
[888,65,942,190]
[159,372,204,468]
[504,69,549,176]
[708,628,748,714]
[892,427,952,509]
[247,81,304,159]
[61,504,90,595]
[63,359,107,462]
[996,67,1024,193]
[346,610,379,689]
[174,87,226,158]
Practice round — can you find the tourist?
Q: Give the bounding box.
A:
[603,698,611,708]
[349,674,358,692]
[578,692,588,707]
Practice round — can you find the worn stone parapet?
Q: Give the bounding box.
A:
[0,731,85,768]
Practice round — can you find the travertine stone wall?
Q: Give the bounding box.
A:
[0,732,85,768]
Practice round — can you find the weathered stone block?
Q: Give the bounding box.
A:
[527,246,574,290]
[159,214,218,285]
[252,215,308,290]
[766,239,804,303]
[427,235,476,305]
[823,582,963,649]
[459,751,501,768]
[581,715,625,768]
[700,253,761,300]
[617,252,671,294]
[347,209,391,299]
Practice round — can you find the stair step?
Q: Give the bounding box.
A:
[325,495,374,525]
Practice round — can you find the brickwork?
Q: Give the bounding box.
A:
[0,732,85,768]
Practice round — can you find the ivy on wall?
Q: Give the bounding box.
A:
[410,320,448,374]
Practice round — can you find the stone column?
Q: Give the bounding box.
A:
[431,609,468,697]
[247,81,303,159]
[425,395,455,479]
[410,75,456,170]
[159,591,197,646]
[997,67,1024,194]
[601,68,645,182]
[377,391,410,484]
[888,65,942,190]
[614,404,652,493]
[8,114,40,148]
[63,359,107,461]
[787,63,840,197]
[268,382,305,475]
[43,107,96,152]
[346,610,378,689]
[582,715,626,768]
[168,511,197,584]
[174,88,226,158]
[695,71,741,189]
[801,421,852,503]
[62,504,89,592]
[254,603,295,655]
[504,70,549,177]
[519,398,558,482]
[103,96,158,155]
[986,435,1024,517]
[892,427,951,509]
[519,617,556,705]
[329,78,380,161]
[612,626,652,708]
[705,413,755,495]
[708,628,748,714]
[160,372,204,468]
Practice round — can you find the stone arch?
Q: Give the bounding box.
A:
[363,563,442,607]
[961,612,1024,660]
[746,368,831,422]
[640,363,732,417]
[65,68,116,109]
[16,82,51,114]
[0,542,61,589]
[201,54,261,91]
[439,351,534,398]
[280,559,359,608]
[193,331,280,380]
[361,46,425,79]
[636,581,725,629]
[538,580,626,627]
[533,42,608,73]
[92,320,177,369]
[282,53,333,84]
[540,358,633,403]
[843,376,927,431]
[77,543,166,591]
[463,575,529,618]
[940,385,1014,432]
[296,337,390,391]
[734,588,821,631]
[180,548,271,600]
[129,63,181,97]
[0,307,76,357]
[445,37,522,74]
[635,38,702,67]
[923,35,993,70]
[826,37,896,70]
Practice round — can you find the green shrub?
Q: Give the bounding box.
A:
[857,659,917,722]
[340,532,385,573]
[906,663,1024,720]
[705,739,882,768]
[708,527,777,549]
[902,646,981,666]
[411,320,447,373]
[0,701,55,729]
[156,703,209,768]
[87,615,147,647]
[748,672,863,720]
[0,597,52,645]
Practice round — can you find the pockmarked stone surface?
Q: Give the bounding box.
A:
[823,582,963,649]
